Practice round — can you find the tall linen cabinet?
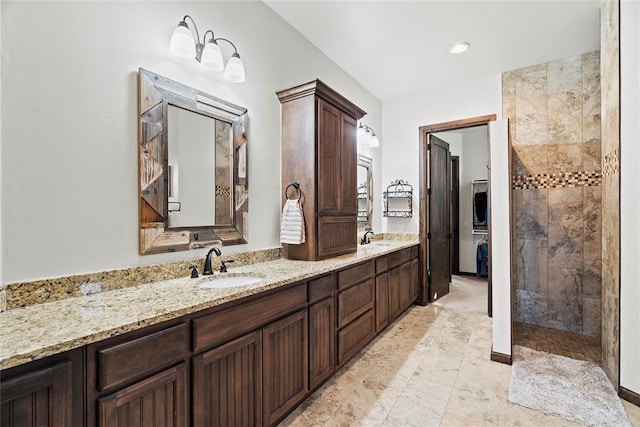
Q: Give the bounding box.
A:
[277,80,366,260]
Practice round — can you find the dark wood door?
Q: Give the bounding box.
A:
[428,135,451,301]
[98,363,187,427]
[263,310,308,426]
[340,112,357,214]
[399,262,412,311]
[0,361,72,427]
[388,265,402,321]
[309,297,335,390]
[317,98,341,214]
[192,331,262,427]
[410,258,420,301]
[375,271,389,332]
[450,156,460,276]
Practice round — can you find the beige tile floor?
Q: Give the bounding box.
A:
[280,275,640,426]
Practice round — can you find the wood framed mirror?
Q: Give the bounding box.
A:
[138,68,248,255]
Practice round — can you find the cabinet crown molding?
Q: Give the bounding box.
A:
[276,79,366,120]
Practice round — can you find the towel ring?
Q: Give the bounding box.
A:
[285,182,302,200]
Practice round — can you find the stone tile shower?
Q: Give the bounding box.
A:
[503,52,602,340]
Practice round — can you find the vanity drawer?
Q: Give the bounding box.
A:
[337,261,374,290]
[337,309,375,366]
[375,256,389,273]
[337,278,374,328]
[192,284,306,352]
[389,248,412,268]
[308,274,335,303]
[97,323,188,391]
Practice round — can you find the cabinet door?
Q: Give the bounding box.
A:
[376,271,390,332]
[400,261,413,311]
[388,265,402,321]
[263,310,308,426]
[410,258,419,301]
[317,98,342,214]
[309,297,335,390]
[340,112,358,214]
[192,331,262,427]
[98,363,187,427]
[0,361,72,427]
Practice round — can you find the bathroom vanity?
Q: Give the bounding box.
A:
[0,241,418,427]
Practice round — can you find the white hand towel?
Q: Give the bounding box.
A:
[280,199,306,244]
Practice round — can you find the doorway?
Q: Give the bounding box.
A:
[418,115,496,314]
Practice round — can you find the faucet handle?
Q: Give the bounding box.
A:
[220,259,235,273]
[189,264,199,278]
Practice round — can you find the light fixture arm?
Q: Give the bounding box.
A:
[182,15,200,45]
[214,38,240,56]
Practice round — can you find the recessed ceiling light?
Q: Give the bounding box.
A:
[450,42,470,54]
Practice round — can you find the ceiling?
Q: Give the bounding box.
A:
[264,1,601,101]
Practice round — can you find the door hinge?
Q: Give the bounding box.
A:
[427,232,431,239]
[427,269,431,283]
[427,143,431,150]
[427,188,431,196]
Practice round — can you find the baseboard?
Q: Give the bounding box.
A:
[490,349,512,365]
[619,386,640,407]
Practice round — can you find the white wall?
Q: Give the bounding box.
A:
[620,0,640,396]
[489,119,511,357]
[0,1,381,284]
[380,75,501,234]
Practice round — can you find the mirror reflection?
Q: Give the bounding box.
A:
[357,155,373,228]
[167,106,233,228]
[138,68,248,255]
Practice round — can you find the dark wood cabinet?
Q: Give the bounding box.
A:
[388,248,420,323]
[0,361,72,427]
[375,271,390,332]
[2,245,419,427]
[0,348,83,427]
[277,80,366,261]
[192,331,262,427]
[98,363,188,427]
[263,310,308,426]
[336,261,376,367]
[309,297,335,390]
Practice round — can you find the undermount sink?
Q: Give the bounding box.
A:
[198,275,264,289]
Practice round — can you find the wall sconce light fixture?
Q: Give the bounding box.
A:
[358,123,380,148]
[170,15,246,83]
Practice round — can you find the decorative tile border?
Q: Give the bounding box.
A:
[602,149,619,177]
[512,171,602,189]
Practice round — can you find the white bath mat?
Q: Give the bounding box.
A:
[508,345,631,427]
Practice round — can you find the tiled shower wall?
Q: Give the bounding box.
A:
[503,51,602,337]
[600,0,620,386]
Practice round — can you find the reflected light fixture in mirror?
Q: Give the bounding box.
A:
[170,15,246,83]
[358,123,380,148]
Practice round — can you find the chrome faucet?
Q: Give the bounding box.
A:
[361,230,374,245]
[202,247,222,275]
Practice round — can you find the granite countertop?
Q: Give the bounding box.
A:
[0,240,418,370]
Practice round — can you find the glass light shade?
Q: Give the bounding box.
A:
[224,53,246,83]
[200,41,224,71]
[357,126,369,144]
[170,22,196,58]
[369,134,380,148]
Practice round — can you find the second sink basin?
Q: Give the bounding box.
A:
[198,275,264,289]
